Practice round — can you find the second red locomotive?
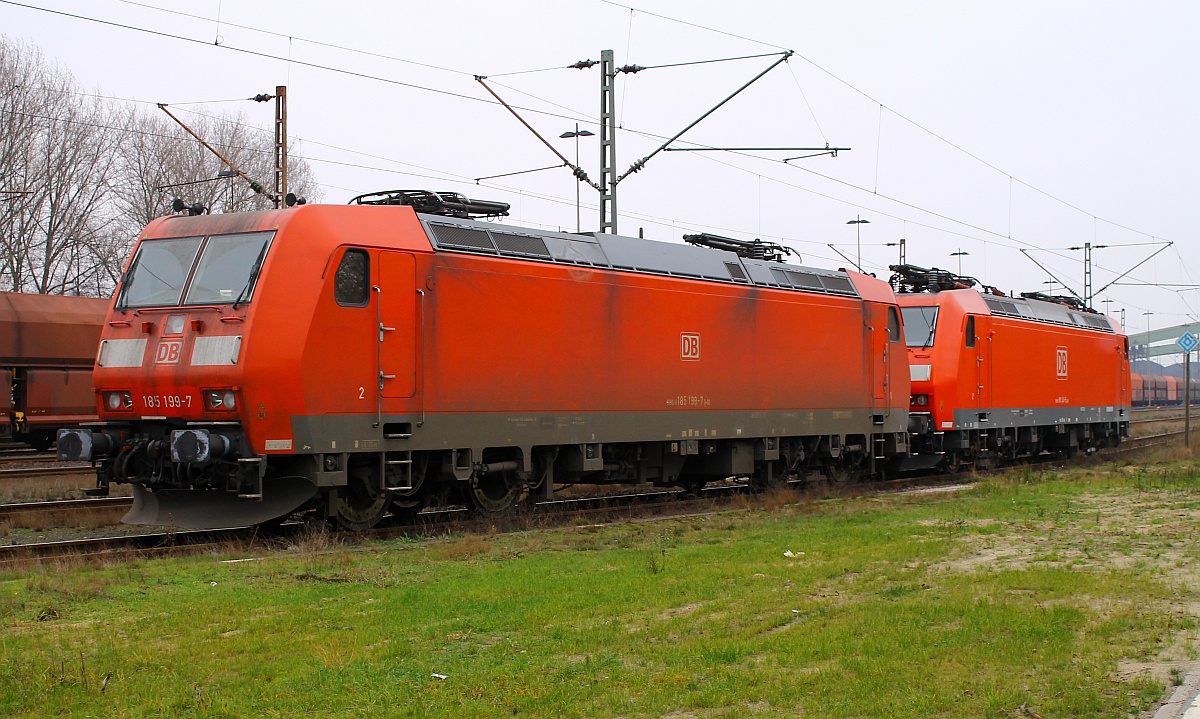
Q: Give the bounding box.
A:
[892,265,1129,471]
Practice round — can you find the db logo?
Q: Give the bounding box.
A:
[156,340,183,364]
[1056,347,1068,378]
[680,333,701,361]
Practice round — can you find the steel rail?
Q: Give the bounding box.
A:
[0,465,93,479]
[0,429,1189,564]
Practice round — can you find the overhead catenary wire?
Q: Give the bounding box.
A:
[4,71,1166,293]
[0,107,1174,310]
[594,0,1174,246]
[0,0,589,125]
[6,0,1176,265]
[596,0,789,51]
[1,0,1183,306]
[11,0,1177,255]
[114,0,476,78]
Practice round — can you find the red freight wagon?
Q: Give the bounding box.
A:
[892,266,1129,470]
[60,196,910,529]
[0,292,108,448]
[1131,374,1146,406]
[1148,375,1168,404]
[1165,376,1180,405]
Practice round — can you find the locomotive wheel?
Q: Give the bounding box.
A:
[466,472,522,514]
[336,477,392,531]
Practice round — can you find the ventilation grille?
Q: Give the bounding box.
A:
[784,270,822,289]
[986,296,1113,332]
[984,298,1021,315]
[425,220,862,298]
[492,232,550,257]
[820,275,856,295]
[765,266,857,296]
[430,224,494,251]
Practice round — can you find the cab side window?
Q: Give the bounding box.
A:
[887,307,901,342]
[335,249,370,307]
[965,316,976,348]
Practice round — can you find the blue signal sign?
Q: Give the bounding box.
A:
[1178,331,1199,354]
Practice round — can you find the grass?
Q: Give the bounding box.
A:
[3,451,1200,717]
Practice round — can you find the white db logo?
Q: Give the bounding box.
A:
[1056,347,1068,378]
[156,340,183,364]
[681,333,701,361]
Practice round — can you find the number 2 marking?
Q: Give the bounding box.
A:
[358,387,365,400]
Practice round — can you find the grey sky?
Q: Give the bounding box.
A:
[3,0,1196,339]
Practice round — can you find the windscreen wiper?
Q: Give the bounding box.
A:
[232,241,270,310]
[921,318,936,348]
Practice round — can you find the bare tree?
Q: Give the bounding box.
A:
[1,35,321,298]
[0,36,123,295]
[98,104,320,291]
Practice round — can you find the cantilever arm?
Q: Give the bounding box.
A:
[1094,242,1173,297]
[616,51,794,183]
[474,77,602,192]
[1018,249,1085,302]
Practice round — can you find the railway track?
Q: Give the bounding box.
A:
[0,486,732,565]
[0,496,132,522]
[0,428,1190,564]
[0,464,92,479]
[0,452,74,464]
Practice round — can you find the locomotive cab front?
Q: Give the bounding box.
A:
[56,217,316,527]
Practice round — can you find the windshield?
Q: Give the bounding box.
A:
[901,306,939,348]
[118,231,274,308]
[184,233,272,304]
[119,237,203,308]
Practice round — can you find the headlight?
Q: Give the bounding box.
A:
[104,391,133,411]
[911,394,929,407]
[205,390,238,411]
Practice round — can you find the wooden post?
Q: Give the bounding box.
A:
[1187,350,1192,449]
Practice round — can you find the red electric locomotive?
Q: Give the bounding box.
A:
[58,191,911,529]
[1,292,108,449]
[892,265,1129,470]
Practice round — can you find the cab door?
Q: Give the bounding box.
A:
[968,315,992,411]
[873,312,888,404]
[378,252,417,399]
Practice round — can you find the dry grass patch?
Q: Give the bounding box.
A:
[430,534,492,560]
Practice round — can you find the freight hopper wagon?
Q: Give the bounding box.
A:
[1,292,108,449]
[58,193,910,529]
[892,265,1130,471]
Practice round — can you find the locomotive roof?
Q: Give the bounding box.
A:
[417,214,861,299]
[901,288,1120,335]
[981,293,1119,333]
[138,204,873,301]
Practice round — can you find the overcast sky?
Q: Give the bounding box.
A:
[3,0,1197,342]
